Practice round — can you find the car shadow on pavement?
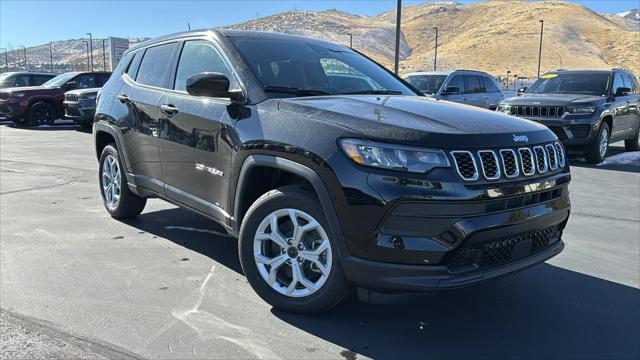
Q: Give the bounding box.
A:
[121,207,243,274]
[273,264,640,360]
[568,144,640,173]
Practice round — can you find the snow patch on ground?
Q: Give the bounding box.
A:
[598,151,640,166]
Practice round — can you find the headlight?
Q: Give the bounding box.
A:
[566,105,595,114]
[80,93,97,100]
[497,104,511,114]
[340,138,450,173]
[11,92,26,98]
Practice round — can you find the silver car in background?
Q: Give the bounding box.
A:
[403,70,504,110]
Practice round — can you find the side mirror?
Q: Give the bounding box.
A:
[65,81,77,91]
[441,86,461,96]
[615,87,631,96]
[186,72,244,101]
[517,87,528,96]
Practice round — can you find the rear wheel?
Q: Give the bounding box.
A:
[624,127,640,151]
[239,186,349,314]
[98,144,146,218]
[585,122,610,164]
[27,102,56,126]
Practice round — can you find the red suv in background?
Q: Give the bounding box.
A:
[0,71,111,126]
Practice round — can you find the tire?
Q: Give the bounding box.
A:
[585,121,610,164]
[80,121,94,131]
[624,127,640,151]
[98,143,146,219]
[12,118,29,127]
[239,186,350,314]
[27,102,57,126]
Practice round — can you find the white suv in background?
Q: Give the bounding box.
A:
[403,70,504,110]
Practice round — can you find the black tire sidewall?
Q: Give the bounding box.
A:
[239,187,349,314]
[98,144,144,218]
[624,127,640,151]
[586,122,610,163]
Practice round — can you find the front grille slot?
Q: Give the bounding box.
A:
[533,146,548,173]
[499,149,519,178]
[518,148,535,176]
[510,105,566,118]
[447,225,560,273]
[451,151,478,181]
[478,150,500,180]
[554,142,566,167]
[545,144,558,170]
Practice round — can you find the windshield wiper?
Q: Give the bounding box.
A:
[263,85,331,96]
[340,90,403,95]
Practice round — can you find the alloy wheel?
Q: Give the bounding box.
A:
[101,154,121,210]
[253,208,332,298]
[599,126,609,158]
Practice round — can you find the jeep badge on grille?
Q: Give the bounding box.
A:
[513,134,529,143]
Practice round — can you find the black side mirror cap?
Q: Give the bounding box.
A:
[517,87,528,96]
[186,72,245,102]
[441,86,461,96]
[615,87,631,96]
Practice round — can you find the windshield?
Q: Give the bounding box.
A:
[42,73,74,88]
[228,36,417,97]
[527,74,610,96]
[403,74,447,95]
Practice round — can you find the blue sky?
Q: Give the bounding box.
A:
[1,0,637,48]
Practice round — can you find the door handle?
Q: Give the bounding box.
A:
[116,94,129,103]
[160,104,179,117]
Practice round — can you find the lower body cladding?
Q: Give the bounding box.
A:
[340,183,570,292]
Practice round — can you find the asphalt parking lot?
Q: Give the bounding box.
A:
[1,121,639,360]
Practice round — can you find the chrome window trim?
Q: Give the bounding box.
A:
[499,149,520,178]
[450,150,479,181]
[477,150,501,180]
[518,147,536,176]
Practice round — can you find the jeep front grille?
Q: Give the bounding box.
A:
[511,105,566,118]
[450,142,565,181]
[65,93,79,102]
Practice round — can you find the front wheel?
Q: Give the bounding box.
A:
[624,127,640,151]
[239,186,350,314]
[98,144,146,218]
[27,102,56,126]
[585,122,610,164]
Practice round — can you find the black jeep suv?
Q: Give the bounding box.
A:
[94,30,571,314]
[498,70,640,163]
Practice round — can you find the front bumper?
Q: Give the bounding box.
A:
[0,99,27,119]
[63,101,95,123]
[506,114,599,147]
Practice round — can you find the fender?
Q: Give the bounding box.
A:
[233,155,348,257]
[93,120,138,191]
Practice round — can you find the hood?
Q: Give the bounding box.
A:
[66,87,100,95]
[502,93,606,106]
[277,95,554,149]
[0,86,63,96]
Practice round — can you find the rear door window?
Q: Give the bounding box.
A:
[464,75,483,94]
[481,76,500,93]
[174,40,238,91]
[136,43,177,88]
[125,52,142,78]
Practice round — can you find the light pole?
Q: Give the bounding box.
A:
[433,27,438,71]
[347,33,353,48]
[394,0,402,74]
[537,20,544,78]
[102,39,107,70]
[49,42,53,72]
[506,70,511,90]
[21,46,27,71]
[0,48,7,72]
[84,41,90,71]
[513,74,518,91]
[86,32,93,71]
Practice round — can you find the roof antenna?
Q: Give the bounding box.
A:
[187,22,191,31]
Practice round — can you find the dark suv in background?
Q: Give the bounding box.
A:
[63,87,100,129]
[94,29,571,314]
[0,71,111,126]
[498,70,640,163]
[0,71,57,89]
